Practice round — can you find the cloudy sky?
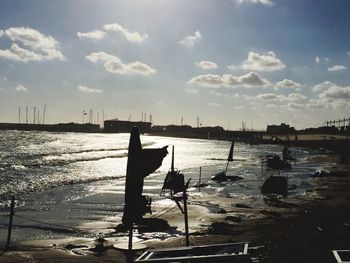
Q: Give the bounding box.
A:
[1,0,350,129]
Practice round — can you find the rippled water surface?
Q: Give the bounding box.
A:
[0,130,329,242]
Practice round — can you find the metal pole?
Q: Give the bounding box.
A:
[6,196,15,250]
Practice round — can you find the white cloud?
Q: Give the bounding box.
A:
[312,81,335,92]
[306,99,327,110]
[188,72,270,88]
[258,93,278,101]
[258,92,307,102]
[330,100,349,110]
[315,56,320,64]
[347,51,350,56]
[233,105,245,109]
[77,30,106,40]
[196,60,218,70]
[86,52,157,76]
[179,31,202,47]
[0,27,64,62]
[327,65,347,72]
[233,51,285,72]
[319,85,350,100]
[208,102,222,107]
[103,23,148,43]
[15,84,27,92]
[185,88,198,94]
[287,103,304,111]
[266,104,278,109]
[78,85,103,93]
[285,93,307,101]
[275,79,302,90]
[236,0,273,5]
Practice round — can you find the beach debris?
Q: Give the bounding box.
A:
[260,210,282,218]
[311,169,330,178]
[261,176,288,197]
[316,226,323,231]
[216,208,227,214]
[261,154,292,170]
[211,172,244,183]
[64,243,88,250]
[235,204,252,209]
[225,215,243,223]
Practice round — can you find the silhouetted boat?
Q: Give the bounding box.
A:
[211,141,243,182]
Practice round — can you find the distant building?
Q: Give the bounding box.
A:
[266,123,295,134]
[300,126,339,135]
[163,125,193,133]
[104,119,151,133]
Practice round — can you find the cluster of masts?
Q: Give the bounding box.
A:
[325,117,350,128]
[82,109,105,126]
[18,105,46,125]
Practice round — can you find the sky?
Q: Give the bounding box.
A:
[0,0,350,130]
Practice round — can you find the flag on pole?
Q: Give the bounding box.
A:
[227,140,234,162]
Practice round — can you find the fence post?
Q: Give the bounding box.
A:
[6,195,15,250]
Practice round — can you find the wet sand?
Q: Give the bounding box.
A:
[1,144,349,262]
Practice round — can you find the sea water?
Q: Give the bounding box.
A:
[0,130,328,242]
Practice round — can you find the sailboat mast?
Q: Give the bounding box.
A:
[43,104,46,124]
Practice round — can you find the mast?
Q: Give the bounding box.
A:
[33,106,36,124]
[18,107,21,124]
[102,110,104,128]
[43,104,46,124]
[26,106,28,124]
[225,141,234,174]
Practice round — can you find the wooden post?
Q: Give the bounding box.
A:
[127,225,133,263]
[198,167,202,192]
[183,193,190,247]
[6,196,15,250]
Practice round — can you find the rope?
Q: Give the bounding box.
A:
[153,205,177,218]
[14,214,83,233]
[150,204,177,218]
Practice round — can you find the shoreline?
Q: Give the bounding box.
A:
[0,141,349,262]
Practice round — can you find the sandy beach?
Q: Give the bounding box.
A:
[1,135,349,263]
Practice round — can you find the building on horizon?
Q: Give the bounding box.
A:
[103,119,151,133]
[266,123,295,134]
